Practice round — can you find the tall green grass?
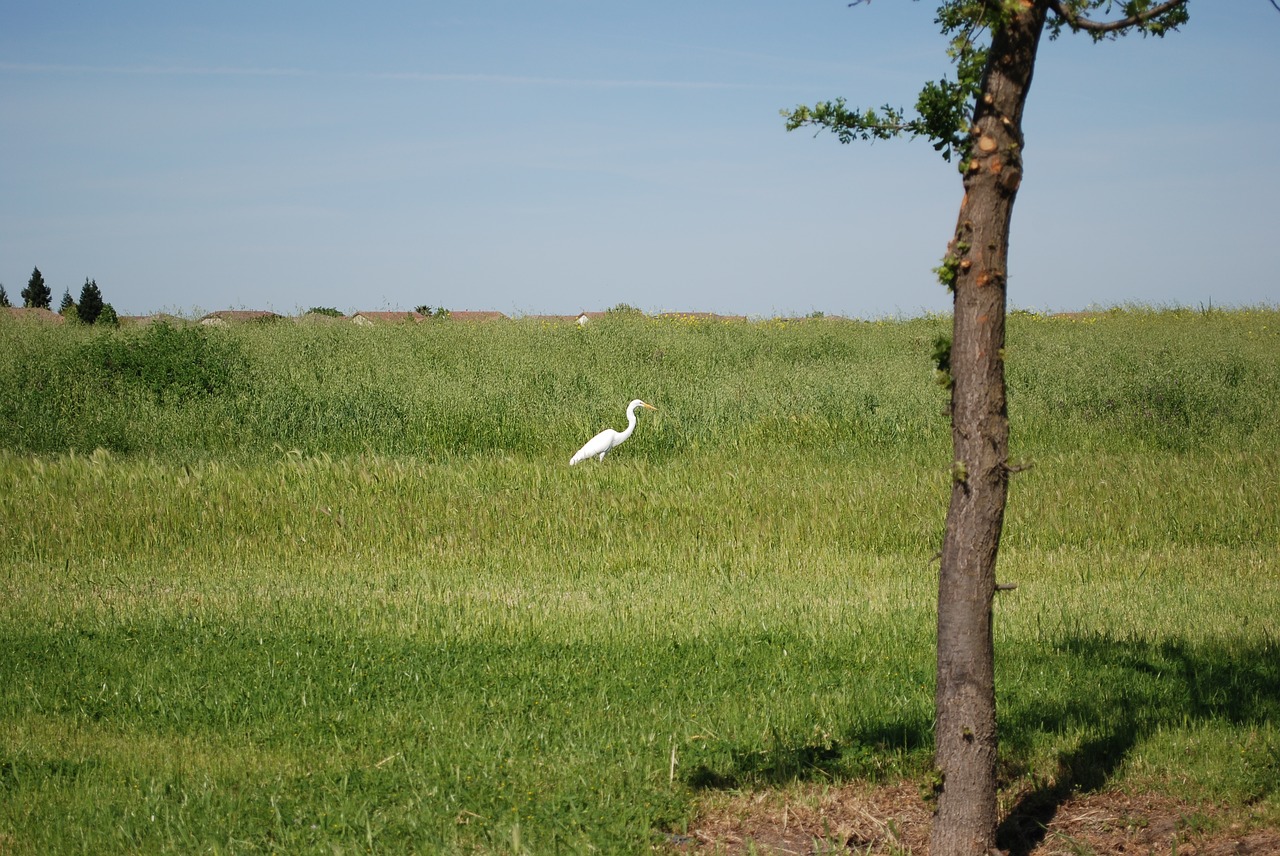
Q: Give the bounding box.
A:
[0,313,959,460]
[3,309,1275,460]
[1,308,1277,853]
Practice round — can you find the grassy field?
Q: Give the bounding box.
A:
[1,308,1277,853]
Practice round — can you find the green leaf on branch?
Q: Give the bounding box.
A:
[784,1,1187,164]
[782,98,911,146]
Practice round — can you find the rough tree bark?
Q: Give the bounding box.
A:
[931,4,1048,855]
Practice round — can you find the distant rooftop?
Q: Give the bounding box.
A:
[2,307,65,324]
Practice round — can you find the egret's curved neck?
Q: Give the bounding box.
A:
[618,403,641,441]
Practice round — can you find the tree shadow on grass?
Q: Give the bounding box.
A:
[997,635,1280,856]
[684,718,935,791]
[681,634,1280,855]
[996,723,1142,854]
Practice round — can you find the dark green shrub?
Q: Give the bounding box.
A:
[85,323,246,404]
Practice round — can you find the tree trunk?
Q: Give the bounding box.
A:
[931,4,1047,855]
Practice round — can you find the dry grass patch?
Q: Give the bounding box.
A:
[676,782,931,854]
[677,783,1280,855]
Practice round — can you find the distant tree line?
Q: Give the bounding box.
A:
[1,267,117,325]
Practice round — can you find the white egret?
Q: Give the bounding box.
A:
[569,399,658,465]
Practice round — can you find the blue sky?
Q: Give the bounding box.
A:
[2,2,1276,318]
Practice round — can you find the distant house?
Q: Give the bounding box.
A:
[351,311,425,326]
[446,310,506,322]
[2,307,65,324]
[574,311,608,326]
[199,310,282,326]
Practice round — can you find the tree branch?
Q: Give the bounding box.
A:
[1046,0,1188,34]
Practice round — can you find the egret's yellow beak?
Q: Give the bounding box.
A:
[643,402,658,411]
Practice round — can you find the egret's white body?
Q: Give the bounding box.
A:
[569,399,658,465]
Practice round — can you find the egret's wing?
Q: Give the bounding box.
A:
[569,429,617,465]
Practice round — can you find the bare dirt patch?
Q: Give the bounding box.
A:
[670,783,1280,855]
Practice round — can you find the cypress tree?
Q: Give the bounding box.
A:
[21,267,52,309]
[79,278,105,325]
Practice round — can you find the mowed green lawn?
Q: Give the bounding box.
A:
[1,309,1277,853]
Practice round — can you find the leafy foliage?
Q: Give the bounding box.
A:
[1046,0,1191,40]
[932,333,954,389]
